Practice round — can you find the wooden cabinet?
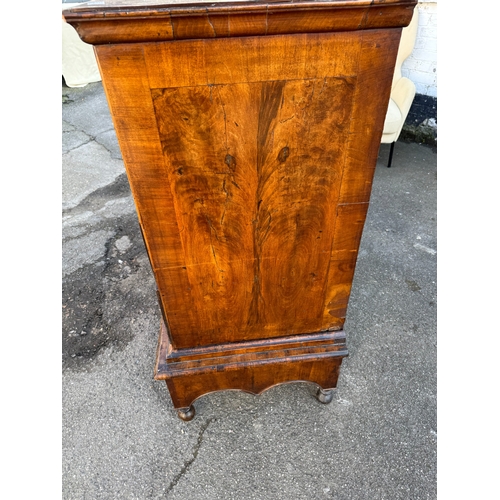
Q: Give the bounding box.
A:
[64,0,416,420]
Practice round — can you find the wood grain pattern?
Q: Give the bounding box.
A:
[63,0,416,45]
[67,0,415,414]
[96,30,398,348]
[150,73,356,345]
[96,29,398,390]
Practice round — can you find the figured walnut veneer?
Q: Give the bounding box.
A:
[64,0,416,416]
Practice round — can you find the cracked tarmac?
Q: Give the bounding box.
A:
[62,81,437,499]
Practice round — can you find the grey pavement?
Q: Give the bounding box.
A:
[62,81,437,500]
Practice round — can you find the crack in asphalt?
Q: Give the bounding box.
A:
[62,136,94,154]
[62,127,117,155]
[164,418,216,498]
[62,172,131,218]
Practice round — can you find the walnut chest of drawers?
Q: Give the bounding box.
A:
[64,0,416,420]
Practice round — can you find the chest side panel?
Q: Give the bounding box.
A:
[95,29,400,348]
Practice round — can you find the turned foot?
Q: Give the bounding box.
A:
[316,388,335,404]
[177,405,195,421]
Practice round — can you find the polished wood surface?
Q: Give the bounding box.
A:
[157,318,347,409]
[64,0,416,417]
[63,0,416,44]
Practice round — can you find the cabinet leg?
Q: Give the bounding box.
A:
[177,405,196,421]
[316,388,336,404]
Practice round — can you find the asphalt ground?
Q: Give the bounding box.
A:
[62,80,437,499]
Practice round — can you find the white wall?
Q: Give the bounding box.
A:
[402,1,437,98]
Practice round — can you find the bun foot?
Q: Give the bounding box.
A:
[177,405,195,421]
[316,388,335,404]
